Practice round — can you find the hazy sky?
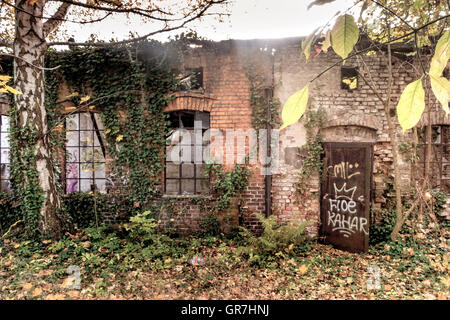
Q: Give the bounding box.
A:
[66,0,357,43]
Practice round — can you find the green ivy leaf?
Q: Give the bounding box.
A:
[280,85,309,130]
[396,78,425,132]
[430,74,450,115]
[330,14,359,61]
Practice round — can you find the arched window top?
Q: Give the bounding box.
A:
[164,92,216,114]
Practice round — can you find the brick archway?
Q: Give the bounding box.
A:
[322,125,377,143]
[164,92,216,113]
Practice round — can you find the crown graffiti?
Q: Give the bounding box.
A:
[333,183,357,201]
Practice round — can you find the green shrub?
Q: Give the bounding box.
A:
[62,192,107,229]
[197,212,221,237]
[430,188,448,217]
[0,192,21,236]
[125,210,158,243]
[369,208,396,245]
[238,213,313,266]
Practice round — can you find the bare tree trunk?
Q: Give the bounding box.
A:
[13,0,63,238]
[386,41,404,241]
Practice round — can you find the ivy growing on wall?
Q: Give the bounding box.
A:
[45,43,178,210]
[295,106,327,195]
[244,59,280,133]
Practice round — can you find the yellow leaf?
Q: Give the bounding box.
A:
[297,264,308,275]
[88,105,95,110]
[434,29,450,65]
[46,293,66,300]
[322,30,331,54]
[5,85,22,95]
[330,14,359,60]
[429,29,450,77]
[80,95,90,103]
[280,85,309,130]
[116,134,123,142]
[396,78,425,131]
[0,75,12,82]
[82,241,91,248]
[67,290,80,298]
[65,92,79,99]
[440,276,450,288]
[430,74,450,115]
[65,107,77,111]
[302,34,315,61]
[22,283,33,291]
[52,124,64,132]
[105,129,111,135]
[32,288,42,297]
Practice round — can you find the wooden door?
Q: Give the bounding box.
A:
[320,142,372,252]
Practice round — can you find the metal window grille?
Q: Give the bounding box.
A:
[0,115,10,192]
[165,111,210,195]
[65,112,106,193]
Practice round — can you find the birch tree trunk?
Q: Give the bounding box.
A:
[13,0,63,237]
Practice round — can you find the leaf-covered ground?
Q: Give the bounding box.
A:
[0,227,448,300]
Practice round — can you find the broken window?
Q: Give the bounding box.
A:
[165,111,210,195]
[175,68,203,91]
[341,67,358,91]
[417,125,450,192]
[66,112,106,193]
[0,115,10,192]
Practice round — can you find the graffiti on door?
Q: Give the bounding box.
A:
[320,143,372,252]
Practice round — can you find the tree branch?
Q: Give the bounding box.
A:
[309,13,450,84]
[0,39,12,48]
[1,0,121,26]
[0,52,60,70]
[48,0,227,47]
[50,0,195,22]
[43,2,71,37]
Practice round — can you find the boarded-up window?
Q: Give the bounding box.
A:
[165,111,209,195]
[66,113,106,193]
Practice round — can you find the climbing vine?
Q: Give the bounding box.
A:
[45,43,178,209]
[244,59,280,133]
[191,161,251,236]
[295,106,327,195]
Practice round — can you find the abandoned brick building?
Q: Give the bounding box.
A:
[0,36,449,251]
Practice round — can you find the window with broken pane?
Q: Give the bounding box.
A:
[174,68,203,91]
[165,111,210,195]
[341,67,358,91]
[0,115,10,192]
[416,125,450,192]
[66,112,106,193]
